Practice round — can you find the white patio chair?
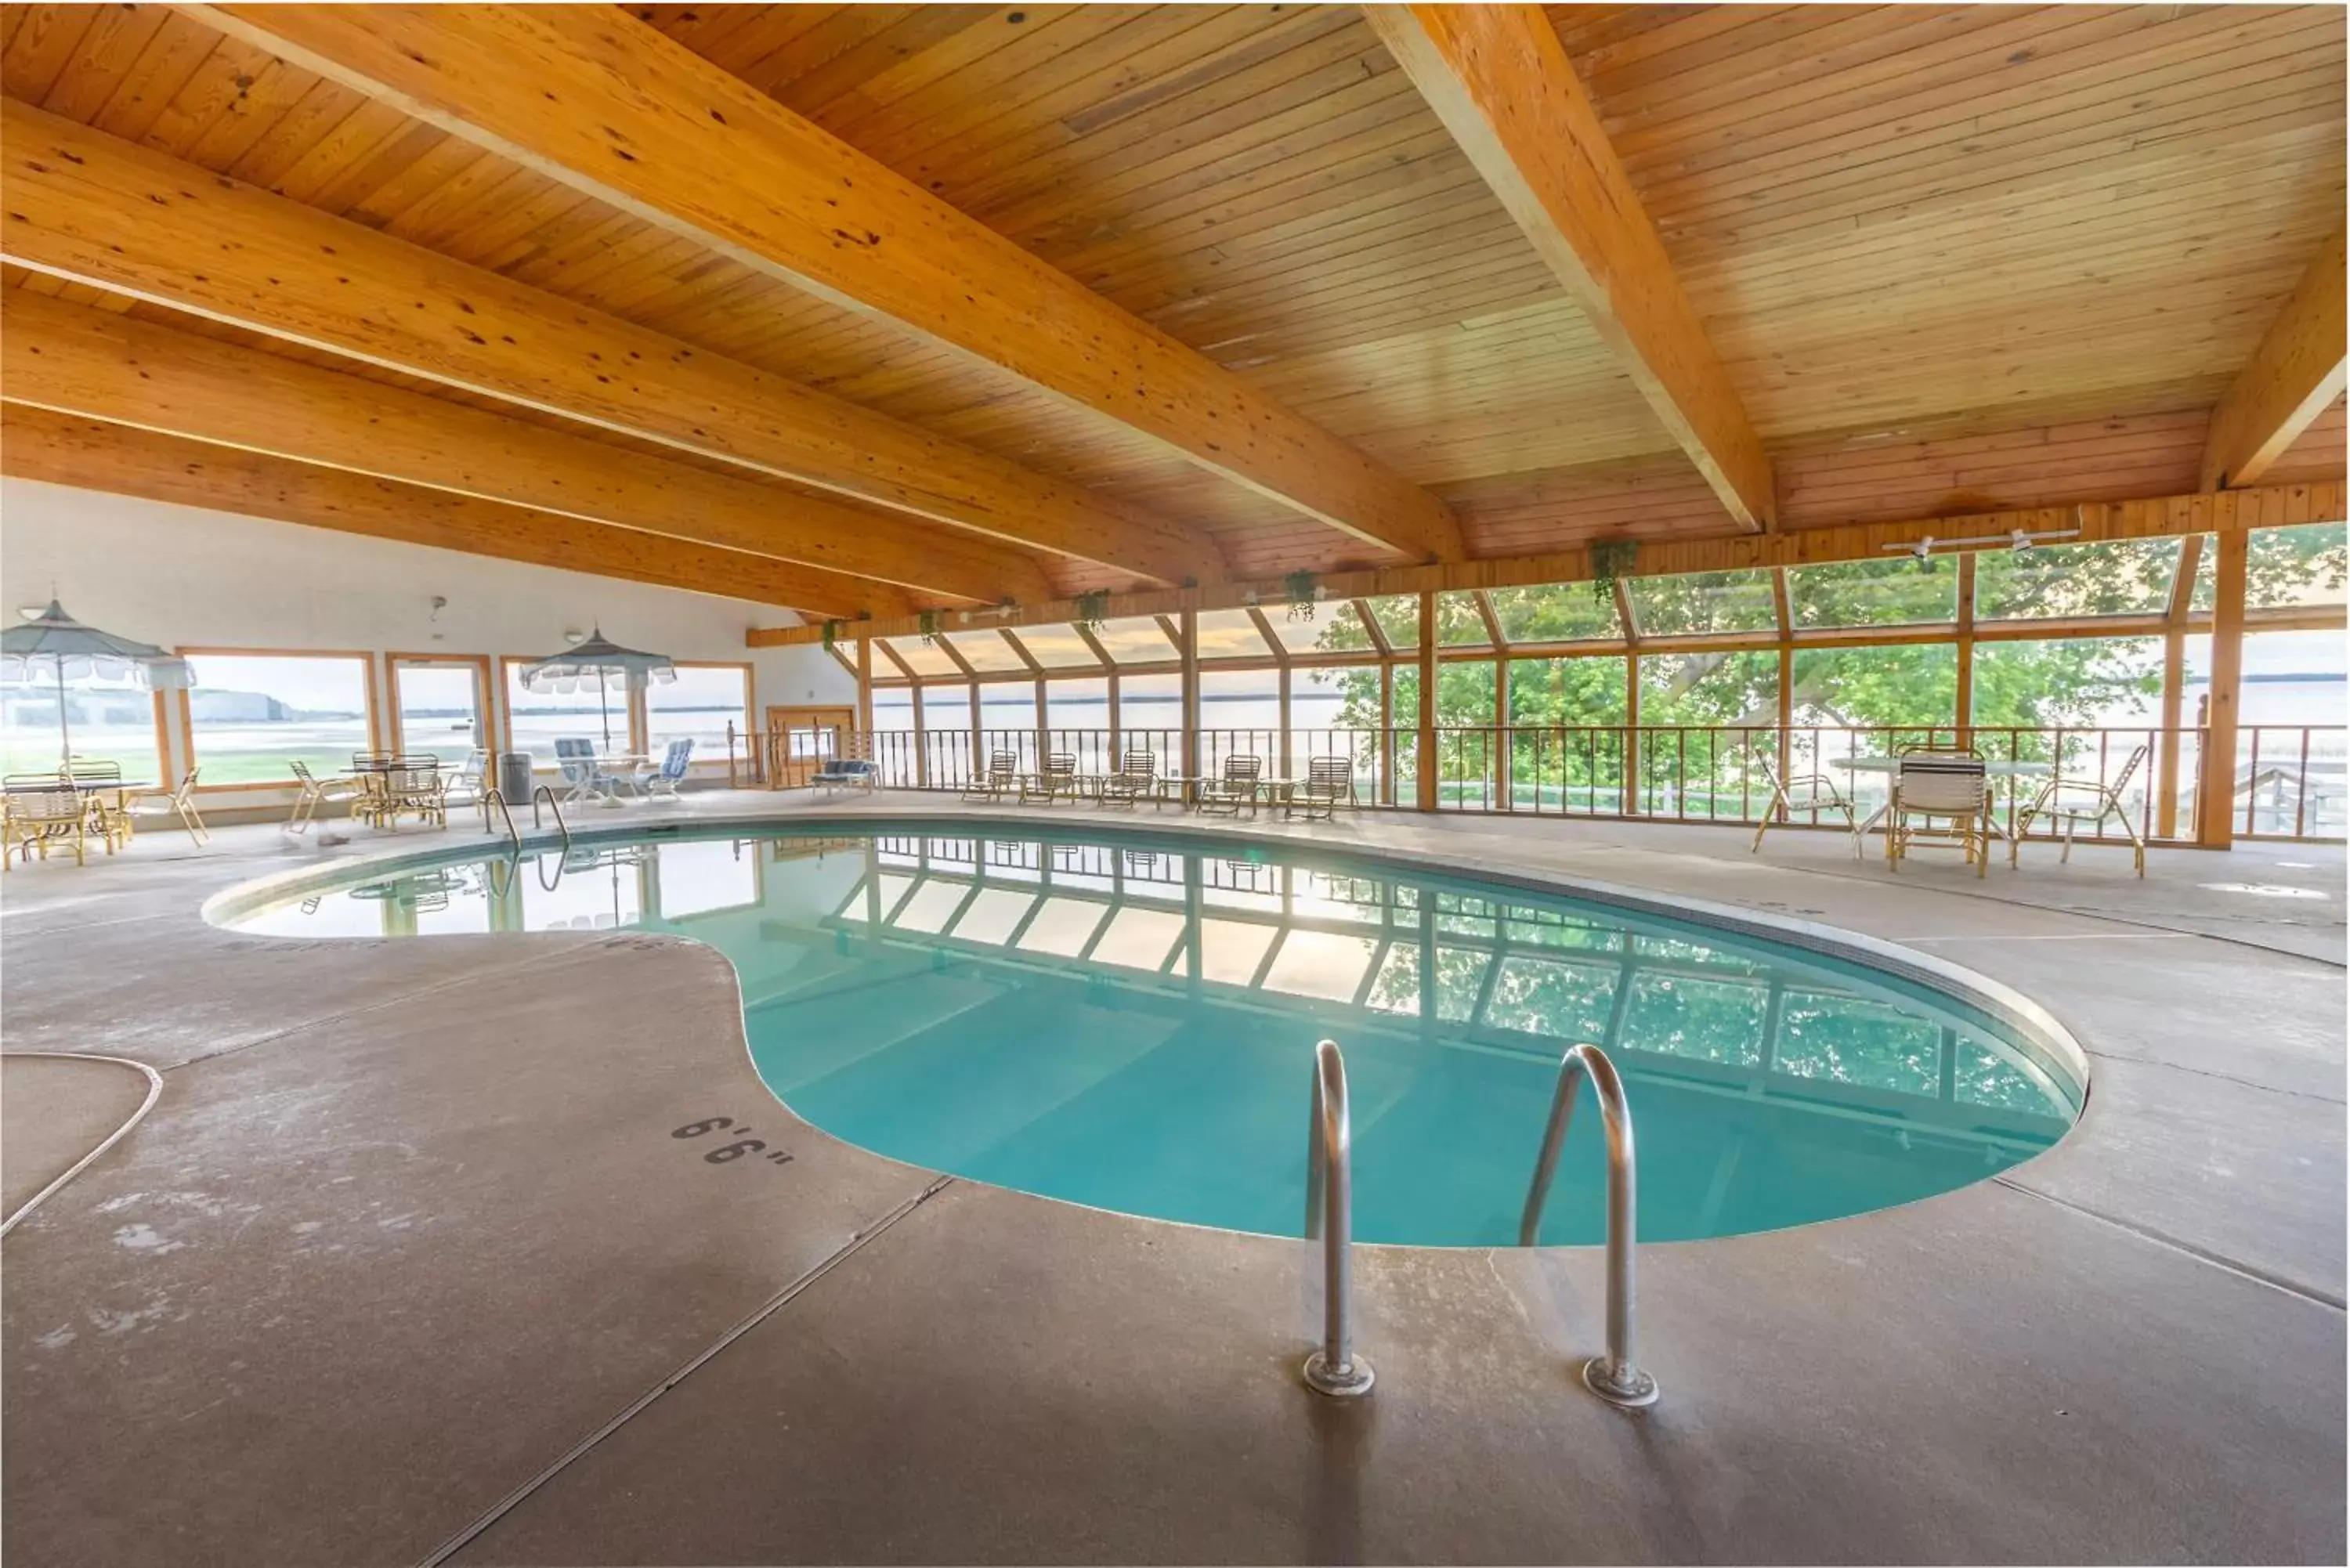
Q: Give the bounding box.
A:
[129,766,210,845]
[1751,754,1858,857]
[2012,743,2149,877]
[1888,746,1990,877]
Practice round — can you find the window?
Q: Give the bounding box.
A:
[1787,559,1956,628]
[1638,650,1777,726]
[647,663,750,767]
[976,682,1036,736]
[1092,616,1176,663]
[871,688,916,730]
[184,652,374,786]
[1434,591,1491,646]
[1264,600,1365,655]
[390,659,487,761]
[1196,669,1278,765]
[878,635,958,678]
[1488,583,1622,644]
[2246,522,2348,610]
[1973,537,2178,621]
[943,629,1028,673]
[920,681,974,732]
[1115,672,1181,747]
[1,671,162,781]
[1043,675,1110,732]
[1789,645,1957,732]
[1506,656,1626,725]
[1003,623,1105,669]
[1625,569,1777,636]
[1191,609,1271,662]
[1971,636,2162,728]
[1362,595,1421,649]
[505,658,620,767]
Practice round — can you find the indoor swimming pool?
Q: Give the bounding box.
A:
[221,822,2082,1246]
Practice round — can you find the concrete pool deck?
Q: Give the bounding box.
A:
[2,794,2341,1565]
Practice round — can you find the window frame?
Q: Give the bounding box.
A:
[177,646,384,793]
[646,659,755,774]
[386,652,493,765]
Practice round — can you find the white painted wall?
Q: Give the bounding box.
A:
[0,478,856,804]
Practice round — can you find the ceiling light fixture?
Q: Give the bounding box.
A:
[1882,526,2081,566]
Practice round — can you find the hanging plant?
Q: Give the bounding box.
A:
[820,619,841,651]
[1589,539,1639,606]
[1283,569,1318,621]
[916,609,940,647]
[1072,590,1109,633]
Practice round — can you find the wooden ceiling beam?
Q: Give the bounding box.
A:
[0,96,1219,588]
[0,289,1053,609]
[2201,226,2348,491]
[747,482,2345,646]
[2,406,913,620]
[192,3,1466,567]
[1362,5,1776,533]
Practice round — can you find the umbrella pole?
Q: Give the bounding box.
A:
[54,662,70,770]
[598,667,612,749]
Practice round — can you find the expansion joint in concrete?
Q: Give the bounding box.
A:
[1991,1174,2347,1312]
[418,1174,957,1568]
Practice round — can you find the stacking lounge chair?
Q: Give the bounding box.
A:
[1097,750,1159,809]
[128,766,209,846]
[2012,742,2149,877]
[638,739,695,800]
[437,749,489,812]
[1021,753,1079,804]
[1290,757,1357,822]
[1887,746,1990,876]
[1197,755,1263,817]
[1751,754,1859,857]
[963,750,1019,803]
[554,739,613,804]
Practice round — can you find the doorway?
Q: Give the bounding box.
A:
[764,704,855,789]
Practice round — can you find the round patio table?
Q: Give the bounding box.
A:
[1832,755,2048,848]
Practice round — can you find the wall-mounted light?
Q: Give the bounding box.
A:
[1882,526,2081,573]
[17,605,45,622]
[562,628,587,646]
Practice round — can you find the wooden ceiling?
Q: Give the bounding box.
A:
[1,2,2343,620]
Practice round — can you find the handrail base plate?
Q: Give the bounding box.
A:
[1582,1357,1659,1410]
[1302,1350,1375,1399]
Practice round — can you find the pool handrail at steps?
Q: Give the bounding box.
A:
[479,787,520,852]
[1520,1042,1661,1409]
[1301,1038,1372,1397]
[530,784,571,853]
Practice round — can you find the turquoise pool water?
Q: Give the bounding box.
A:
[225,823,2081,1246]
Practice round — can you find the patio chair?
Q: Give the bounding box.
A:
[961,750,1019,804]
[554,738,605,804]
[1750,754,1859,857]
[2012,742,2149,878]
[438,749,489,811]
[1097,750,1158,810]
[638,739,694,800]
[1887,745,1990,877]
[379,757,446,829]
[287,760,367,836]
[1290,757,1357,822]
[1197,755,1263,817]
[128,766,210,846]
[812,755,877,794]
[3,779,90,867]
[1021,753,1079,805]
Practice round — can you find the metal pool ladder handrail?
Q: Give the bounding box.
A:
[530,784,571,852]
[1300,1038,1373,1397]
[1520,1042,1661,1410]
[479,788,520,851]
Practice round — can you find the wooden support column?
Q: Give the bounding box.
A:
[1415,589,1439,812]
[1379,663,1397,807]
[1494,657,1512,811]
[2157,536,2201,840]
[1180,609,1201,786]
[1954,554,1977,745]
[910,678,929,789]
[855,636,873,750]
[1772,565,1794,775]
[1278,664,1294,777]
[1622,650,1642,816]
[1106,670,1123,761]
[968,683,984,778]
[2194,528,2250,847]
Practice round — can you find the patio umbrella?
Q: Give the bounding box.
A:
[519,627,675,748]
[0,600,192,768]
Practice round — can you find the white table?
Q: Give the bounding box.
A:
[1831,757,2050,850]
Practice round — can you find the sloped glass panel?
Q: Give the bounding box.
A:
[1263,599,1367,654]
[880,636,957,677]
[1364,594,1421,649]
[1191,608,1271,661]
[1625,569,1777,635]
[1004,623,1104,669]
[943,629,1028,672]
[1488,582,1622,642]
[2246,522,2348,609]
[1434,590,1491,645]
[1973,537,2178,620]
[1091,616,1177,663]
[1787,559,1956,627]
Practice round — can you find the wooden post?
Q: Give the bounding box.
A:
[1415,589,1438,812]
[910,677,928,789]
[854,634,873,757]
[2195,527,2249,847]
[1107,668,1122,761]
[1271,663,1291,779]
[2157,536,2202,840]
[1034,672,1049,772]
[1622,651,1641,815]
[1379,663,1396,806]
[1954,554,1976,746]
[1494,657,1512,811]
[968,681,983,778]
[1180,607,1200,786]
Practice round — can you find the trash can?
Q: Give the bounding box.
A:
[497,751,533,805]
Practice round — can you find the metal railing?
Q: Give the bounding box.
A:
[479,787,519,851]
[760,724,2345,845]
[1300,1038,1372,1398]
[530,784,571,853]
[1520,1042,1658,1410]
